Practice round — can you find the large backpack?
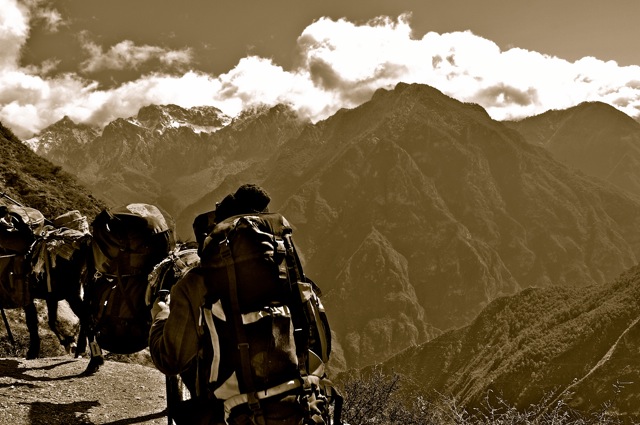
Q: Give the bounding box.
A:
[0,205,45,309]
[196,212,340,424]
[145,243,200,306]
[87,203,175,354]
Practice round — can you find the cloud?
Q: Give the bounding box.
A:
[0,0,30,68]
[295,16,640,121]
[475,83,539,107]
[1,6,640,140]
[0,71,96,136]
[33,7,64,32]
[298,15,419,104]
[80,38,193,73]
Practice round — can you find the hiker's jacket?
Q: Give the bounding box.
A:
[149,270,206,381]
[150,269,228,424]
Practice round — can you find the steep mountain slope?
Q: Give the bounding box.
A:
[0,122,103,219]
[379,264,640,418]
[248,83,640,368]
[505,102,640,200]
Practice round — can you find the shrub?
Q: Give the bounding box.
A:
[336,367,635,425]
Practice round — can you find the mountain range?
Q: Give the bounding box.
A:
[21,83,640,371]
[25,103,304,216]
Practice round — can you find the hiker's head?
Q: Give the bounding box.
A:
[234,184,270,214]
[214,184,271,222]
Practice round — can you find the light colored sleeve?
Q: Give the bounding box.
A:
[148,271,204,376]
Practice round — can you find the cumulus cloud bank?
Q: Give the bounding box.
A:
[1,1,639,139]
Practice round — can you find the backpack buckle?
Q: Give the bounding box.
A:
[219,239,232,260]
[247,392,265,425]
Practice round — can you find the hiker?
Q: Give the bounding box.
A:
[149,184,341,425]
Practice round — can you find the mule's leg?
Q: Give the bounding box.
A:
[69,254,91,358]
[46,299,62,344]
[46,299,76,355]
[82,333,104,375]
[66,293,88,357]
[75,324,87,358]
[23,302,40,359]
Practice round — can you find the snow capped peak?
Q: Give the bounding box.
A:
[135,104,231,135]
[23,116,99,154]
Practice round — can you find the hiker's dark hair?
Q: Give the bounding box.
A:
[214,184,271,223]
[233,183,270,214]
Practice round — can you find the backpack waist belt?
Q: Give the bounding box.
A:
[222,379,302,422]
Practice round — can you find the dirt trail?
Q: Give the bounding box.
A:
[0,356,170,425]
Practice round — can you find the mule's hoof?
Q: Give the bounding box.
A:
[82,356,104,376]
[65,342,77,356]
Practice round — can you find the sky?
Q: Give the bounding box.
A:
[2,0,640,139]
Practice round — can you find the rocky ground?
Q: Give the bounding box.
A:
[0,356,171,425]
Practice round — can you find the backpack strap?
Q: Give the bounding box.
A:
[218,234,266,425]
[281,233,311,371]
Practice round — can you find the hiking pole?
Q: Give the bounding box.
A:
[0,192,53,227]
[165,376,174,425]
[0,192,23,207]
[1,307,15,346]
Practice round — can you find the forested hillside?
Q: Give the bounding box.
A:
[0,122,104,218]
[378,264,640,418]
